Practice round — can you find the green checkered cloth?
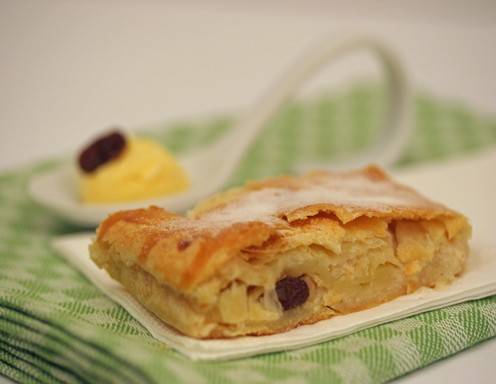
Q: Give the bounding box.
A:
[1,85,496,384]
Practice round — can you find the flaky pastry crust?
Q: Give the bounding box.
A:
[90,166,471,338]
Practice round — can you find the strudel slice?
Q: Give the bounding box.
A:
[90,166,471,338]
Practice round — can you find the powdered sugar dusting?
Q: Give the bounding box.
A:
[147,172,440,234]
[197,174,432,227]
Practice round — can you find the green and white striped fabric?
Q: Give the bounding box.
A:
[1,85,496,383]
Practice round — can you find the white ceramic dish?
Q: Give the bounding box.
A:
[29,38,411,226]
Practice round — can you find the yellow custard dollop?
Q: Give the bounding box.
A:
[80,138,189,203]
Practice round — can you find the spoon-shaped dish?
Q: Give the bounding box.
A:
[28,37,411,226]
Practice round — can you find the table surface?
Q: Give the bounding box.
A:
[0,1,495,382]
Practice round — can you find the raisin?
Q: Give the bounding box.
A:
[177,239,192,251]
[78,130,126,173]
[275,276,309,311]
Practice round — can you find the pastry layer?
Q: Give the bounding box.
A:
[90,166,471,338]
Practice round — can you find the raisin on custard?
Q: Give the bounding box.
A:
[78,130,126,173]
[275,276,309,311]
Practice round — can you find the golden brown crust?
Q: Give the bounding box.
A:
[90,166,471,339]
[94,166,462,290]
[95,209,274,290]
[190,165,453,224]
[206,281,407,339]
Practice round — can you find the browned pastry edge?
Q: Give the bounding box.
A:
[93,166,464,291]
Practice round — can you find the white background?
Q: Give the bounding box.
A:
[0,1,495,382]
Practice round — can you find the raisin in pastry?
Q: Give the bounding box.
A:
[90,166,471,338]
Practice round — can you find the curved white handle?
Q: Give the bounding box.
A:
[212,37,411,187]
